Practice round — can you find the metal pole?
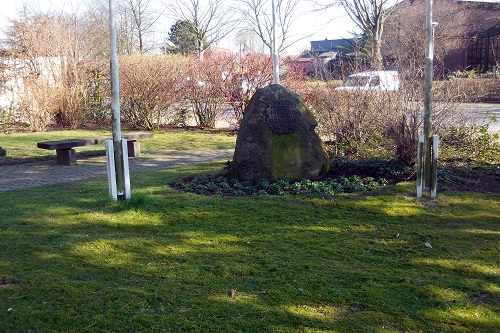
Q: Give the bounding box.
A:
[271,0,280,85]
[109,0,124,199]
[423,0,434,190]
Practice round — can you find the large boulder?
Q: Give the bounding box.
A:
[231,84,329,182]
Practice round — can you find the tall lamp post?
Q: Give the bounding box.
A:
[271,0,280,85]
[107,0,130,200]
[417,0,438,199]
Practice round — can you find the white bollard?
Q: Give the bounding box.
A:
[105,138,131,200]
[430,135,439,200]
[105,139,118,200]
[416,134,425,198]
[121,138,131,200]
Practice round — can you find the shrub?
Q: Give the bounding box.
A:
[1,12,112,131]
[84,67,112,126]
[3,56,93,131]
[306,83,376,146]
[305,76,466,163]
[183,53,307,129]
[225,53,273,126]
[441,123,500,165]
[119,54,188,129]
[16,73,61,131]
[446,69,479,79]
[183,53,236,129]
[330,157,412,176]
[435,77,500,102]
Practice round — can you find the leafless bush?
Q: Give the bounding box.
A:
[223,54,308,128]
[307,85,383,149]
[83,66,112,126]
[306,73,466,163]
[435,78,500,102]
[225,52,273,126]
[3,10,110,130]
[184,53,235,129]
[17,69,62,131]
[335,46,375,80]
[54,60,113,128]
[383,0,470,79]
[304,0,486,159]
[119,54,188,129]
[181,52,311,129]
[281,56,312,96]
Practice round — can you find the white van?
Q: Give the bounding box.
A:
[336,71,400,91]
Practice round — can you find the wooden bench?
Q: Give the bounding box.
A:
[37,132,154,166]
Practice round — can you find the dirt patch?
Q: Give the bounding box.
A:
[0,276,20,289]
[437,166,500,194]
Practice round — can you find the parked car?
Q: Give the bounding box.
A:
[336,71,400,91]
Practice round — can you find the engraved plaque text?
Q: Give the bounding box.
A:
[266,100,300,134]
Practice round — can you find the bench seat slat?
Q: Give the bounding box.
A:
[37,138,97,150]
[121,132,154,140]
[37,132,153,150]
[36,132,154,165]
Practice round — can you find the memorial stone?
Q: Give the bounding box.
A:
[232,84,329,182]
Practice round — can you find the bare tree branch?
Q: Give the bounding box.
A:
[308,0,401,69]
[126,0,164,53]
[235,0,303,54]
[165,0,239,54]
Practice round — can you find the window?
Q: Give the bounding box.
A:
[467,34,500,73]
[369,76,380,87]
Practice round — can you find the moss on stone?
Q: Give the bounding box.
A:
[270,133,301,180]
[232,84,329,182]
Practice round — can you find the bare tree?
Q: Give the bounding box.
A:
[382,0,473,78]
[80,0,135,55]
[234,29,265,53]
[236,0,302,54]
[311,0,400,70]
[342,0,400,69]
[79,2,112,59]
[84,0,162,54]
[126,0,163,53]
[165,0,238,55]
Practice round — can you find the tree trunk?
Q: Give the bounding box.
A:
[371,33,383,70]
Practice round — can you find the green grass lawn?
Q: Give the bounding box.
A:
[0,129,236,165]
[0,161,498,333]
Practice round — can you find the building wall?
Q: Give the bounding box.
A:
[448,1,500,73]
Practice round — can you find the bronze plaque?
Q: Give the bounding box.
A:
[266,100,300,134]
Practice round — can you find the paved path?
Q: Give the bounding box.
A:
[0,149,234,193]
[457,103,500,133]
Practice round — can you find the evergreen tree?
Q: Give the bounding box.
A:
[168,20,199,55]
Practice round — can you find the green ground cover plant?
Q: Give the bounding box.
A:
[172,174,388,196]
[0,161,498,333]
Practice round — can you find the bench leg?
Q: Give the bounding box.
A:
[0,147,5,157]
[127,141,140,157]
[56,149,76,166]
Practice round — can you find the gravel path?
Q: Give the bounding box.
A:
[0,149,234,193]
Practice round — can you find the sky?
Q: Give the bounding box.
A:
[0,0,359,55]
